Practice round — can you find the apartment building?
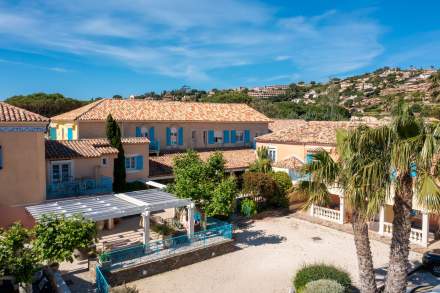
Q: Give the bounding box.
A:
[0,102,49,206]
[256,119,433,247]
[50,99,271,153]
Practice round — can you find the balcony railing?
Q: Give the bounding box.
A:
[311,205,342,224]
[46,176,113,200]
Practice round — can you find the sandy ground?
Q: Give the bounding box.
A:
[119,215,421,293]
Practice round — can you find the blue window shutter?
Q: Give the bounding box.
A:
[178,127,184,145]
[135,127,141,137]
[231,130,237,143]
[306,153,314,164]
[166,128,171,145]
[125,158,130,169]
[223,130,230,144]
[0,145,3,169]
[244,129,250,143]
[49,127,57,140]
[136,155,144,170]
[390,168,397,180]
[67,128,73,140]
[149,127,155,141]
[208,130,215,144]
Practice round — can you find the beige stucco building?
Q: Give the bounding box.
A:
[0,102,49,206]
[50,99,271,152]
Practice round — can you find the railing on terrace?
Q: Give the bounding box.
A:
[382,222,426,246]
[96,265,110,293]
[104,222,233,270]
[312,205,341,224]
[46,176,113,200]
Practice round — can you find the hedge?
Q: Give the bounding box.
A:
[293,263,351,292]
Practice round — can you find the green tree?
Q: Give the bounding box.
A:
[201,91,251,104]
[5,92,88,117]
[270,171,292,195]
[0,223,38,284]
[170,150,238,219]
[33,214,96,264]
[106,114,126,192]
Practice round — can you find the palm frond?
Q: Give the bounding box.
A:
[415,171,440,212]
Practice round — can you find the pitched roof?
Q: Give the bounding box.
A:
[257,120,384,145]
[0,102,49,123]
[51,99,270,123]
[272,156,304,170]
[45,137,149,160]
[269,119,307,132]
[149,148,256,178]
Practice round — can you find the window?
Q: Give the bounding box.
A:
[235,130,244,142]
[101,157,108,166]
[268,148,276,161]
[214,131,223,144]
[141,127,149,138]
[170,127,178,145]
[125,156,136,170]
[51,161,72,183]
[203,131,208,145]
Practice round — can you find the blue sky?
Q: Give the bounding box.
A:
[0,0,439,100]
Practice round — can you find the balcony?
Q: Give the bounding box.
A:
[46,176,113,200]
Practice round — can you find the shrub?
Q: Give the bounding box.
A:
[240,198,257,217]
[242,172,280,200]
[303,279,344,293]
[293,264,351,292]
[270,172,292,195]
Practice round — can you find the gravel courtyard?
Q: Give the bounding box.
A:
[122,215,421,293]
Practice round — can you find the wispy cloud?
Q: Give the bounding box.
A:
[0,58,70,73]
[0,1,384,83]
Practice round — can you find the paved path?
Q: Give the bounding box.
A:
[120,215,421,293]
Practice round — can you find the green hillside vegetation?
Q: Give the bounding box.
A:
[5,93,89,118]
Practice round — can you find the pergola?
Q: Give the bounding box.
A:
[25,189,195,245]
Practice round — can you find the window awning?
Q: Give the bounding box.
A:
[26,189,192,222]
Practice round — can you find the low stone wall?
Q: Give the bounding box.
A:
[105,239,237,286]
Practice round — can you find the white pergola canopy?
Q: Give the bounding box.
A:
[26,189,192,222]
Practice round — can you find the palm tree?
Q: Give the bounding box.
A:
[295,126,393,293]
[249,146,272,173]
[384,107,440,293]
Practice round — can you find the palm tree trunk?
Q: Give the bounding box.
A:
[384,174,413,293]
[351,210,378,293]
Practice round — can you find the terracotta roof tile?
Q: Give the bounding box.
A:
[272,156,304,170]
[258,120,384,145]
[149,148,256,178]
[51,99,270,123]
[0,102,49,123]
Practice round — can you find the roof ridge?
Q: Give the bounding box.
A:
[51,99,106,121]
[74,99,107,120]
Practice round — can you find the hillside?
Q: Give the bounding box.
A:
[4,67,440,120]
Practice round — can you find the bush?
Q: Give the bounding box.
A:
[240,198,257,217]
[293,264,351,292]
[303,279,344,293]
[270,172,292,195]
[242,172,280,200]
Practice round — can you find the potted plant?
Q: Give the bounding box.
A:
[98,252,112,270]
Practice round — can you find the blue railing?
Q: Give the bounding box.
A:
[46,176,113,199]
[104,222,232,270]
[96,265,110,293]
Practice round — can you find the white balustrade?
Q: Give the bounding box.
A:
[312,206,341,223]
[381,222,425,246]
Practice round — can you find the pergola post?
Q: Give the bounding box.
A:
[142,211,150,246]
[422,211,429,247]
[187,203,195,239]
[338,196,345,224]
[310,203,314,217]
[379,206,385,235]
